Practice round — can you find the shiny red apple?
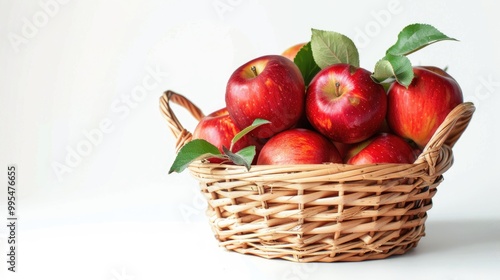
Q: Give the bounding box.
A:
[281,42,306,61]
[225,55,305,139]
[345,133,416,165]
[387,66,463,148]
[192,108,261,163]
[257,128,342,165]
[305,63,387,144]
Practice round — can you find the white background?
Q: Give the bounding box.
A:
[1,0,499,279]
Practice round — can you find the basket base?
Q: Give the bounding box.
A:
[214,223,426,263]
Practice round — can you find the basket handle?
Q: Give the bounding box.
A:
[159,90,205,151]
[415,102,475,175]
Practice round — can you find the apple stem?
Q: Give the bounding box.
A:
[251,66,258,77]
[334,82,341,97]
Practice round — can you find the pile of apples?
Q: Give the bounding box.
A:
[186,26,464,168]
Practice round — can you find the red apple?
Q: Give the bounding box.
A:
[305,63,387,144]
[387,66,463,147]
[345,133,416,165]
[332,141,355,160]
[412,146,423,160]
[257,128,342,165]
[377,118,393,134]
[225,55,305,139]
[292,109,315,130]
[192,108,261,163]
[281,42,306,61]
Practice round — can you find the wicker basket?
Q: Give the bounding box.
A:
[160,90,475,262]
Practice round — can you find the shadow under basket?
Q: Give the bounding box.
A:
[160,90,475,263]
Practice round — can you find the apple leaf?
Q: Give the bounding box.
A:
[386,23,458,56]
[293,41,321,86]
[372,54,414,88]
[310,28,360,69]
[372,23,458,88]
[230,118,270,151]
[168,139,223,174]
[223,146,255,171]
[169,118,269,174]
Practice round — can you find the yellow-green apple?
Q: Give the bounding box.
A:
[345,133,416,165]
[281,42,306,61]
[225,55,305,139]
[387,66,463,147]
[257,128,342,165]
[192,108,262,163]
[305,63,387,144]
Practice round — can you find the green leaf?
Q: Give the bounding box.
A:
[230,118,270,151]
[168,139,223,174]
[372,54,414,88]
[386,23,457,56]
[310,28,360,68]
[293,41,321,86]
[223,146,255,171]
[168,118,268,174]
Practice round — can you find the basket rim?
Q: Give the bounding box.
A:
[187,146,453,184]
